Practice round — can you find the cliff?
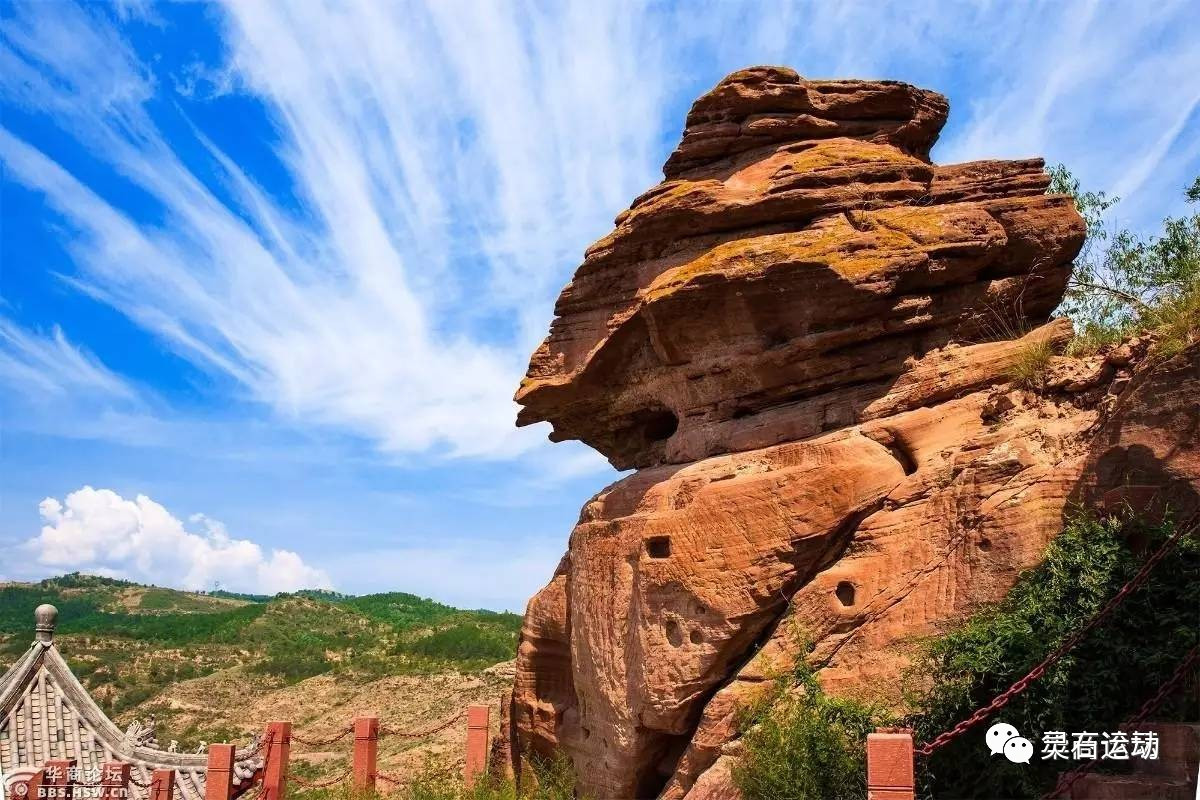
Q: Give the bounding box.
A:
[500,66,1200,799]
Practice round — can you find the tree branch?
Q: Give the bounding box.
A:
[1069,279,1153,314]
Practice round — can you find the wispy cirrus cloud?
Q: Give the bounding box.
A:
[0,0,668,461]
[0,319,139,405]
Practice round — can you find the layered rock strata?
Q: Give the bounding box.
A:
[501,66,1198,799]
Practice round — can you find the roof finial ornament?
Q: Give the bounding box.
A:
[34,603,58,644]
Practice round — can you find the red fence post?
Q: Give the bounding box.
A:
[353,715,379,792]
[43,759,73,800]
[463,705,490,788]
[262,722,291,800]
[100,762,131,800]
[150,770,175,800]
[204,745,235,800]
[867,728,915,800]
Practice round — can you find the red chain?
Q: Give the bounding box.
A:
[1043,643,1200,799]
[291,726,353,748]
[915,514,1196,757]
[379,710,466,739]
[288,767,352,791]
[375,772,406,785]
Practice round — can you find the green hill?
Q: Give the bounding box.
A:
[0,573,522,718]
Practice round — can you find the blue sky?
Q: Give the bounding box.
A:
[2,0,1198,611]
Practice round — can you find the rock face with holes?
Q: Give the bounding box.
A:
[498,67,1197,799]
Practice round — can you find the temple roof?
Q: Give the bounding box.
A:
[0,605,263,800]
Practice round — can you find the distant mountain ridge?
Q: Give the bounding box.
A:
[0,572,519,723]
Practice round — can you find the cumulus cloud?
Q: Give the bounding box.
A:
[30,487,331,594]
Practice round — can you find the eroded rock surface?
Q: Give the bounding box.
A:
[501,66,1197,799]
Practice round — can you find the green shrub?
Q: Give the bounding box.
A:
[734,643,889,800]
[399,623,517,667]
[905,511,1199,799]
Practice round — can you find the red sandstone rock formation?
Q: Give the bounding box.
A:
[501,66,1199,799]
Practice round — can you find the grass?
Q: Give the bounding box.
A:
[281,752,580,800]
[1005,337,1055,389]
[1144,282,1200,358]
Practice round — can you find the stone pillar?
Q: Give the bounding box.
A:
[463,705,490,788]
[100,763,131,800]
[43,759,73,800]
[867,729,915,800]
[261,723,291,800]
[352,715,379,792]
[149,770,174,800]
[204,745,235,800]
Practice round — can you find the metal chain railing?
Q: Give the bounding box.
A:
[915,512,1197,757]
[380,710,466,740]
[1043,643,1200,799]
[375,772,410,791]
[290,726,353,749]
[288,767,352,791]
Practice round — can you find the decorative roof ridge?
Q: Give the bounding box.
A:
[1,605,263,773]
[0,643,45,719]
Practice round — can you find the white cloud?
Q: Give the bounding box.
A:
[29,486,331,594]
[0,318,179,446]
[0,319,139,404]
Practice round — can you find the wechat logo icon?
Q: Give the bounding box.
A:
[986,721,1033,764]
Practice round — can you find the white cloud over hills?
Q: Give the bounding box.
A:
[28,487,331,595]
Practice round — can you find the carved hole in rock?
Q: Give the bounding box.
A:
[689,629,704,645]
[665,619,684,647]
[581,726,591,740]
[731,406,753,420]
[646,536,671,559]
[978,537,993,551]
[835,581,857,607]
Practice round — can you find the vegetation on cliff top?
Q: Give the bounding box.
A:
[1053,167,1200,356]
